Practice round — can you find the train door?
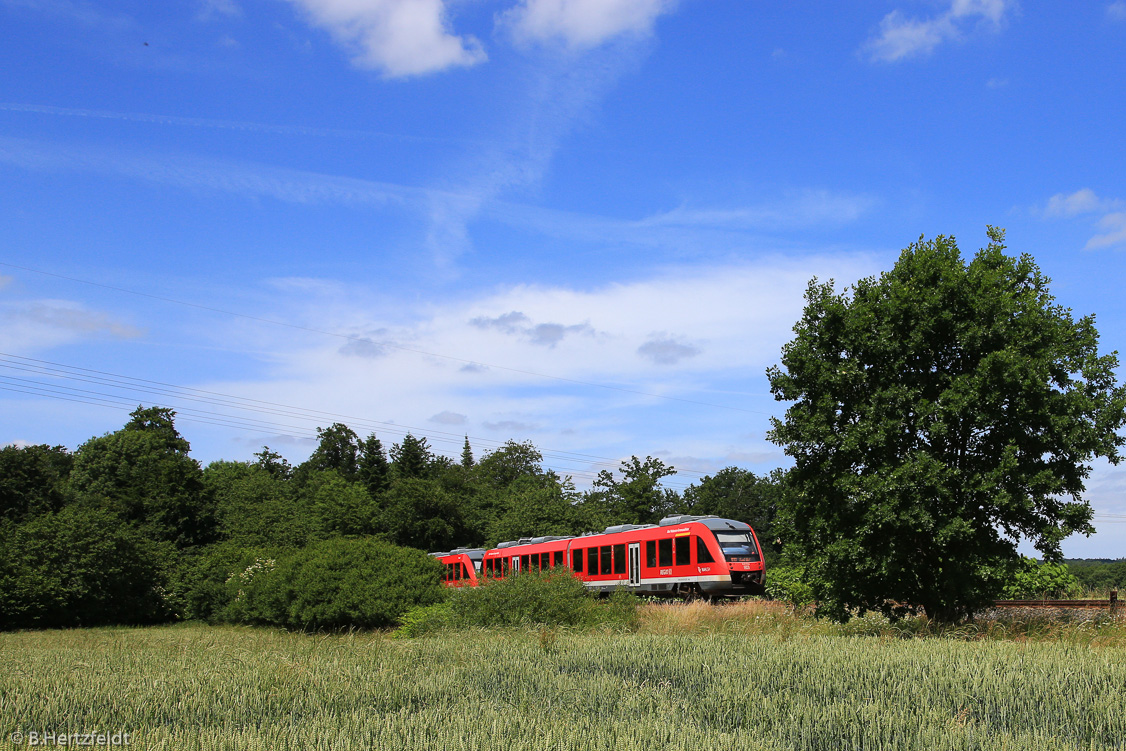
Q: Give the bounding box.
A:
[628,542,641,586]
[511,556,520,573]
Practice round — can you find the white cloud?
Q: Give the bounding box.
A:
[503,0,676,49]
[0,300,144,351]
[182,254,878,480]
[284,0,485,77]
[1044,188,1109,217]
[1087,213,1126,250]
[1108,2,1126,22]
[864,0,1011,62]
[1041,189,1126,249]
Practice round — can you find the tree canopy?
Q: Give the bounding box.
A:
[767,228,1126,622]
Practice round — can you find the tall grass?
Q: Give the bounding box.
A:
[3,621,1125,750]
[641,599,1126,645]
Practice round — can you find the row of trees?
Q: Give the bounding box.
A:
[0,408,780,629]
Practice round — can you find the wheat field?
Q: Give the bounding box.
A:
[2,617,1124,750]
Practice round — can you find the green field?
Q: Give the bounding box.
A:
[3,610,1125,751]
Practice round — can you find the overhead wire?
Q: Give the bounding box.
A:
[0,261,772,416]
[0,352,720,489]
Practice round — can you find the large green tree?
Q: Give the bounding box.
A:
[588,456,679,526]
[69,406,214,549]
[298,423,361,482]
[767,229,1126,622]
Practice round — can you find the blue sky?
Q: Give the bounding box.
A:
[1,0,1124,556]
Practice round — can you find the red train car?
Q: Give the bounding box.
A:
[430,547,486,587]
[467,515,765,599]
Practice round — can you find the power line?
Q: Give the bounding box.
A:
[0,352,729,488]
[0,351,715,480]
[0,261,772,416]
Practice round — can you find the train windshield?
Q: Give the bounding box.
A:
[713,531,759,561]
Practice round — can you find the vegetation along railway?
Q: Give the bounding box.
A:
[431,514,766,600]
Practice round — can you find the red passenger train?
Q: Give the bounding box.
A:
[430,515,765,599]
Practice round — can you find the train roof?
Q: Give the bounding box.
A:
[431,517,756,557]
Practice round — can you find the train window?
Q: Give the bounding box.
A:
[645,540,656,568]
[696,537,715,563]
[658,539,672,567]
[454,562,462,580]
[675,536,690,566]
[613,545,626,574]
[485,559,492,576]
[587,547,598,574]
[574,548,584,572]
[521,554,530,571]
[463,562,471,579]
[554,551,564,567]
[541,552,551,569]
[600,546,612,575]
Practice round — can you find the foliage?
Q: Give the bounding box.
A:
[764,565,818,609]
[358,433,390,497]
[474,440,544,490]
[486,474,583,544]
[172,543,281,622]
[0,443,73,523]
[390,433,433,480]
[1067,558,1126,593]
[0,505,172,629]
[307,470,380,538]
[204,460,310,548]
[253,446,292,480]
[295,423,361,483]
[1000,557,1083,599]
[767,229,1126,622]
[393,601,453,638]
[445,569,639,630]
[380,476,466,551]
[589,455,679,526]
[229,537,444,631]
[68,406,215,549]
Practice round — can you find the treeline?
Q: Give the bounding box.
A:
[0,406,782,630]
[1064,559,1126,593]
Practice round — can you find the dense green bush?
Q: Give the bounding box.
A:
[764,565,817,609]
[171,543,282,622]
[1001,557,1083,599]
[393,601,454,638]
[439,569,639,631]
[230,537,444,631]
[0,506,172,629]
